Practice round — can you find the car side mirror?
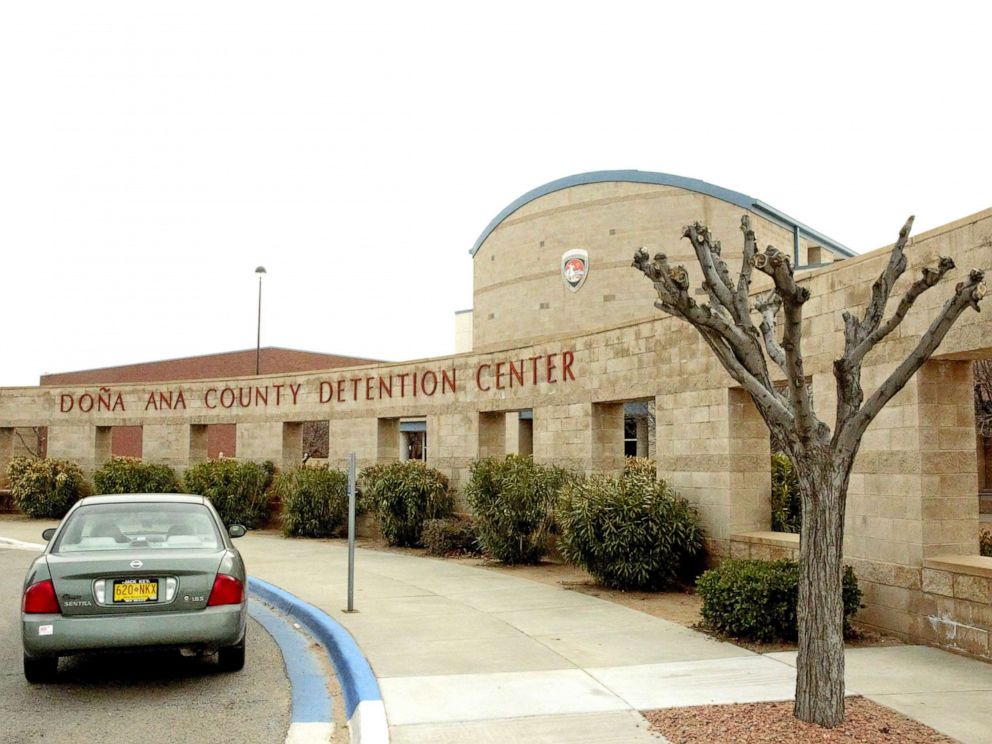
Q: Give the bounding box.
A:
[42,528,56,541]
[228,525,247,539]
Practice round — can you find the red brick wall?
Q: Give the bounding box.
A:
[40,347,379,386]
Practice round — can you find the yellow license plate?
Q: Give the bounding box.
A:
[113,579,158,603]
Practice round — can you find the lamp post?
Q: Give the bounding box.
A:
[255,266,266,375]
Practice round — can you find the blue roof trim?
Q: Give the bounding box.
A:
[469,170,856,259]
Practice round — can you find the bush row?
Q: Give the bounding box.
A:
[6,456,275,527]
[7,454,866,642]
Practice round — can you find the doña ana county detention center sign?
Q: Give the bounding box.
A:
[55,351,577,415]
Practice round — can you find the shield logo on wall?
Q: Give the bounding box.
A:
[561,249,589,292]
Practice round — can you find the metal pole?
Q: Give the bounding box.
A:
[254,266,266,375]
[255,274,262,375]
[346,452,356,612]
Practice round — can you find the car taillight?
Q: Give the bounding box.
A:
[207,574,244,606]
[23,580,61,614]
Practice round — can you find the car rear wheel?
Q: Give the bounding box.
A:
[217,638,245,672]
[23,654,58,683]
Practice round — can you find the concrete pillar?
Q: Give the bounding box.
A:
[656,387,770,558]
[727,388,772,536]
[48,424,111,474]
[189,425,208,466]
[635,417,649,458]
[0,428,13,487]
[282,423,302,470]
[505,412,521,455]
[532,402,623,474]
[235,421,302,471]
[143,424,192,472]
[918,360,979,557]
[478,412,506,459]
[327,418,377,470]
[591,402,625,474]
[376,418,399,462]
[427,412,477,493]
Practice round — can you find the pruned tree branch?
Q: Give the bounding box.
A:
[634,247,792,428]
[751,245,820,442]
[840,268,987,449]
[754,290,786,371]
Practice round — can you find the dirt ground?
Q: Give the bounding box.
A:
[644,697,955,743]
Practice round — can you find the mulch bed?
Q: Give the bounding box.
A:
[643,697,956,743]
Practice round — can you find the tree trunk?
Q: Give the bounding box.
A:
[793,454,848,727]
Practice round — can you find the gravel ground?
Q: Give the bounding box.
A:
[644,697,957,743]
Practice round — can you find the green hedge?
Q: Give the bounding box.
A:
[7,456,90,518]
[557,467,704,590]
[361,461,453,546]
[465,455,578,565]
[93,457,179,495]
[276,466,349,538]
[181,459,274,528]
[696,558,862,642]
[770,453,801,534]
[981,530,992,558]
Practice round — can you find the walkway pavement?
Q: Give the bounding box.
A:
[5,518,992,743]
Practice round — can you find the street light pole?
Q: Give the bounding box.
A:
[255,266,266,375]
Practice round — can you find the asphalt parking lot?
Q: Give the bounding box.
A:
[0,547,291,744]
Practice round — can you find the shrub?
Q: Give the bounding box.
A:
[981,530,992,558]
[770,453,801,534]
[276,466,349,538]
[696,558,862,642]
[466,455,578,564]
[622,456,658,484]
[93,457,179,495]
[421,517,479,556]
[361,460,453,546]
[181,459,274,528]
[7,456,90,518]
[558,470,704,590]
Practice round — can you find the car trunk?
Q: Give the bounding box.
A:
[46,549,226,616]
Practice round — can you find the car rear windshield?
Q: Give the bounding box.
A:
[53,502,222,553]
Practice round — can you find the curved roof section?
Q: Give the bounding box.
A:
[469,170,855,258]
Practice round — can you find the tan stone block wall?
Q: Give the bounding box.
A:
[428,412,479,496]
[48,424,109,473]
[142,423,193,473]
[236,422,292,469]
[327,417,378,470]
[478,411,506,459]
[472,182,815,352]
[912,559,992,660]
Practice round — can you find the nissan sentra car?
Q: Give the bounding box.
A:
[21,493,248,683]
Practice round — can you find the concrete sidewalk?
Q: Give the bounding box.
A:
[4,518,992,743]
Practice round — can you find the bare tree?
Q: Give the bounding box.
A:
[974,359,992,437]
[301,420,329,464]
[14,427,47,459]
[633,216,986,727]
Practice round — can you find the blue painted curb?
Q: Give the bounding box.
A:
[248,577,382,720]
[249,598,333,724]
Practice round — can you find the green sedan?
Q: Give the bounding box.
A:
[21,493,248,683]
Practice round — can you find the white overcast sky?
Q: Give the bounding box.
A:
[1,2,989,387]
